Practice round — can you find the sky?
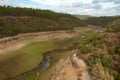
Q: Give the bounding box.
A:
[0,0,120,16]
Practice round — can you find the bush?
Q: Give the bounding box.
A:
[107,19,120,32]
[114,71,120,80]
[116,45,120,55]
[77,44,92,54]
[91,61,114,80]
[89,51,113,68]
[109,46,116,54]
[109,45,120,55]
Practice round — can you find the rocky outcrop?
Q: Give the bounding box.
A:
[0,36,19,44]
[50,53,91,80]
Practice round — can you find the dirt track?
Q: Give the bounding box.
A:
[0,30,78,55]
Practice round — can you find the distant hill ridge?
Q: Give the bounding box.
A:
[84,16,120,27]
[74,14,92,19]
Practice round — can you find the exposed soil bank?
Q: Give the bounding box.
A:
[0,30,76,43]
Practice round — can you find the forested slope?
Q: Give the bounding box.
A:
[0,6,86,38]
[84,16,120,27]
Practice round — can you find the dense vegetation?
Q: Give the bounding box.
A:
[85,16,120,27]
[107,19,120,32]
[75,30,120,80]
[0,6,86,38]
[0,6,75,18]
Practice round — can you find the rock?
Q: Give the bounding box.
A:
[50,53,92,80]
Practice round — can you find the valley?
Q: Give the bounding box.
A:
[0,5,120,80]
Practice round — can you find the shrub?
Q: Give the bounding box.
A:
[114,71,120,80]
[91,61,114,80]
[77,44,92,54]
[109,45,120,55]
[109,46,116,54]
[107,19,120,32]
[89,51,113,68]
[116,45,120,55]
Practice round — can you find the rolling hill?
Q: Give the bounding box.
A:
[74,14,92,19]
[0,6,87,38]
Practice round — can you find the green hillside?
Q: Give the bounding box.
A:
[107,19,120,32]
[0,6,87,38]
[85,16,120,27]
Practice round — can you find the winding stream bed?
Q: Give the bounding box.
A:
[12,49,67,80]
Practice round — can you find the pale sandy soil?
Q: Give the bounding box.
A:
[50,53,91,80]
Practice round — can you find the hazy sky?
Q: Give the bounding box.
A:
[0,0,120,16]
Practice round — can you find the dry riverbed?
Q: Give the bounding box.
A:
[0,30,78,55]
